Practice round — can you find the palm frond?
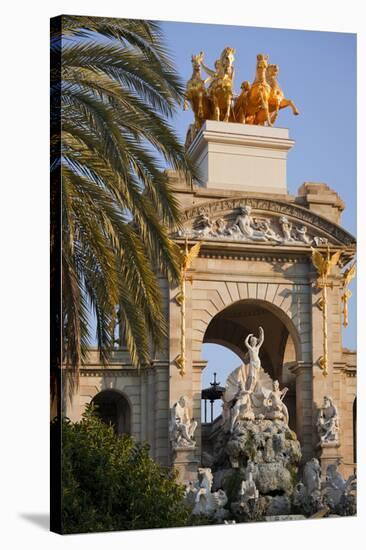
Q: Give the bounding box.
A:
[51,16,199,387]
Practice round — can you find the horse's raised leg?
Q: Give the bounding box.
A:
[263,104,272,126]
[259,91,272,126]
[223,97,231,122]
[197,94,204,119]
[213,98,220,121]
[270,109,279,125]
[280,98,300,116]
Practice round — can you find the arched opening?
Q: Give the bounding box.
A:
[200,299,299,439]
[201,343,243,422]
[92,390,131,436]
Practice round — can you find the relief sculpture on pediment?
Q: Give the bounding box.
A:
[175,198,355,247]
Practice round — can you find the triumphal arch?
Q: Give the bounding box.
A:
[65,49,356,490]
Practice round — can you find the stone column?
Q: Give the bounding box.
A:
[154,364,170,467]
[168,281,199,478]
[310,271,329,413]
[172,448,200,484]
[289,361,313,461]
[309,268,341,468]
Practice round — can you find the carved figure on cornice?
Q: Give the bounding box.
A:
[253,217,282,242]
[313,236,329,246]
[230,206,268,241]
[279,216,295,241]
[195,208,214,237]
[317,396,339,445]
[230,381,255,432]
[170,396,197,448]
[265,379,289,424]
[245,326,264,392]
[215,217,227,235]
[295,225,312,244]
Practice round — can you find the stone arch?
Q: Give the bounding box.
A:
[92,389,131,435]
[194,294,304,434]
[202,336,247,364]
[191,280,308,366]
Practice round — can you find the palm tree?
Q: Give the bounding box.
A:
[50,16,197,396]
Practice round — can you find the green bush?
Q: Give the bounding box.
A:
[54,405,193,533]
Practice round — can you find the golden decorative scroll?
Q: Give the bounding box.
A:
[174,239,201,377]
[311,247,342,377]
[341,262,356,328]
[311,248,356,376]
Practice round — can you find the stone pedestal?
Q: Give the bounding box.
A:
[318,441,342,477]
[187,120,294,194]
[172,447,199,483]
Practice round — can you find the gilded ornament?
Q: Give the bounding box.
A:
[184,49,300,146]
[311,247,342,376]
[175,239,202,376]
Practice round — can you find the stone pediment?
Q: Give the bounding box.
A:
[174,196,356,248]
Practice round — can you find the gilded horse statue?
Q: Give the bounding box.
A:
[202,47,235,122]
[244,53,272,126]
[184,49,300,148]
[184,52,211,130]
[266,64,300,124]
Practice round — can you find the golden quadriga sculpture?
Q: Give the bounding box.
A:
[184,49,300,147]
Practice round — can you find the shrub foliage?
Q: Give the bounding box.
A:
[55,405,192,533]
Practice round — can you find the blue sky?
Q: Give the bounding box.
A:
[159,21,357,407]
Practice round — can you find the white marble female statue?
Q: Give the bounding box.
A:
[244,326,264,392]
[317,395,339,444]
[170,396,197,448]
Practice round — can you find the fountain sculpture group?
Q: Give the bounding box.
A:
[169,327,357,522]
